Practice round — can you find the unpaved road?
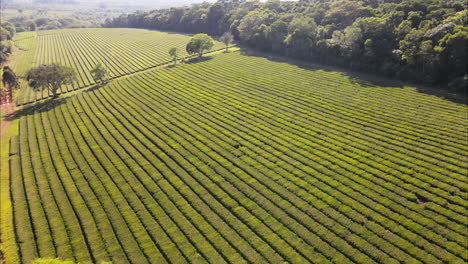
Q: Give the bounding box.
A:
[0,103,15,141]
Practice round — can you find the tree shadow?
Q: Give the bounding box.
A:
[84,83,108,93]
[185,56,214,64]
[7,97,69,121]
[239,49,468,105]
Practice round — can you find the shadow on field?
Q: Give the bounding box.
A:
[9,97,69,120]
[84,83,108,93]
[239,49,468,105]
[185,56,213,64]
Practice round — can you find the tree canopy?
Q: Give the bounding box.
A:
[186,33,214,57]
[219,31,234,51]
[90,63,109,84]
[2,66,20,89]
[104,0,468,90]
[169,47,179,65]
[0,42,13,64]
[27,64,76,98]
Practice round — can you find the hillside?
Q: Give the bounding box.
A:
[105,0,468,91]
[5,49,468,264]
[10,28,225,105]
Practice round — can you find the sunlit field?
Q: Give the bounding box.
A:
[9,50,468,264]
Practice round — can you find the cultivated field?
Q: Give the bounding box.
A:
[6,50,468,264]
[11,28,224,105]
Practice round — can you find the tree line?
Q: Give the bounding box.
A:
[104,0,468,92]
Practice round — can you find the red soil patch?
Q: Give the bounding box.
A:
[0,102,15,140]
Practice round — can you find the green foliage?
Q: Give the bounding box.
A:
[90,63,109,84]
[186,33,214,57]
[29,21,37,31]
[238,9,277,47]
[0,27,12,41]
[169,47,178,65]
[0,42,13,64]
[33,259,74,264]
[2,66,20,89]
[27,64,76,98]
[104,0,468,88]
[323,0,373,29]
[219,31,234,51]
[32,259,112,264]
[435,25,468,80]
[265,20,288,52]
[1,22,16,39]
[284,16,317,58]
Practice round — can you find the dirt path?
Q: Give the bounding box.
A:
[0,103,15,141]
[0,39,20,264]
[0,45,22,69]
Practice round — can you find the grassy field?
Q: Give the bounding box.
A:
[11,28,225,105]
[5,48,468,264]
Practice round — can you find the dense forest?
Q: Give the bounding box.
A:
[104,0,468,91]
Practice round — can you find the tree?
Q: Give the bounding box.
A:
[265,0,281,12]
[265,20,288,52]
[238,10,276,47]
[29,22,37,31]
[1,23,16,38]
[435,26,468,80]
[27,64,76,99]
[343,26,363,58]
[207,3,226,34]
[0,42,12,64]
[169,47,178,65]
[323,0,371,30]
[2,66,20,89]
[418,40,434,76]
[90,63,109,84]
[285,16,317,58]
[186,34,214,57]
[352,17,394,64]
[0,27,11,41]
[219,32,234,51]
[2,66,20,102]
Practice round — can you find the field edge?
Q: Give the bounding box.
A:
[1,114,20,264]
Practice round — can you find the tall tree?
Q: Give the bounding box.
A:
[90,63,109,84]
[29,22,37,31]
[265,20,288,52]
[169,47,179,65]
[285,16,317,58]
[435,26,468,80]
[238,10,277,48]
[27,64,76,98]
[186,34,214,57]
[2,66,20,102]
[0,42,12,64]
[2,66,19,89]
[0,27,11,41]
[219,32,234,51]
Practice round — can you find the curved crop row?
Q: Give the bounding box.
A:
[12,28,225,105]
[10,51,468,264]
